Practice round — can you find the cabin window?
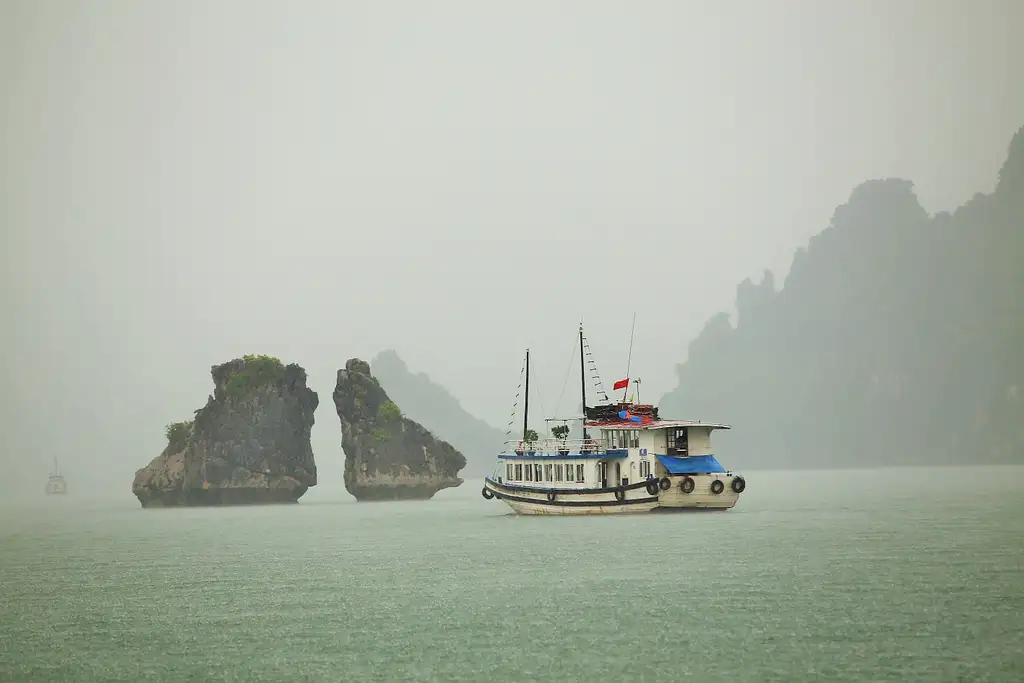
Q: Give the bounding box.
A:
[630,430,640,448]
[544,463,553,481]
[670,428,688,456]
[575,463,584,483]
[507,464,513,480]
[555,464,563,482]
[514,463,522,480]
[524,463,532,481]
[534,463,543,481]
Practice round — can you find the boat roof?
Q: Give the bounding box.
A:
[587,419,731,431]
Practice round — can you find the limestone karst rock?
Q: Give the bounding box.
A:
[334,358,466,501]
[132,355,318,507]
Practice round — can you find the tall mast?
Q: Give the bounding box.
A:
[579,324,587,440]
[523,348,530,442]
[623,312,636,402]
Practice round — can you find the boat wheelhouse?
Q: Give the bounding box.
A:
[481,325,746,515]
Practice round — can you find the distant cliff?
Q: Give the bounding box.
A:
[660,125,1024,469]
[370,350,505,476]
[132,355,319,506]
[334,358,466,500]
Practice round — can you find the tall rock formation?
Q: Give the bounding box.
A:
[660,125,1024,469]
[334,358,466,501]
[132,355,318,507]
[370,350,505,476]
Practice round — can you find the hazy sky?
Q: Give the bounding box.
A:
[2,0,1022,499]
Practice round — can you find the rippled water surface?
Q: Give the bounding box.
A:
[2,466,1023,682]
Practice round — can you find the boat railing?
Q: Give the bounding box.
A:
[502,437,612,455]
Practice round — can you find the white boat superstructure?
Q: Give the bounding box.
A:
[481,325,746,515]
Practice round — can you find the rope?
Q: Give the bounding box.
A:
[553,331,578,417]
[503,357,526,449]
[528,356,549,436]
[582,334,611,404]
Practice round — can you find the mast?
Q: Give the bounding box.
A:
[579,324,587,440]
[523,348,530,442]
[623,312,636,402]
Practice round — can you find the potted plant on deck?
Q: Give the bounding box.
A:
[524,429,539,456]
[552,424,571,456]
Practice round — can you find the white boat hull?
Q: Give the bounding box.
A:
[483,474,742,515]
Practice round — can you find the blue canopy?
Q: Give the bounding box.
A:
[656,454,726,475]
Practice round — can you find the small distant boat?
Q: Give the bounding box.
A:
[45,457,67,496]
[481,323,746,515]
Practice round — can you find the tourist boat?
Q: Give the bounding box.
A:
[481,325,746,514]
[45,457,67,496]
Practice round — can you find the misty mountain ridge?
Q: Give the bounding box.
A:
[660,125,1024,469]
[370,350,507,476]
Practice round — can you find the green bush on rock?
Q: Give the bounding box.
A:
[225,354,286,398]
[378,400,401,423]
[165,420,193,449]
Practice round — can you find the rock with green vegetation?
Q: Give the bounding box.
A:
[334,358,466,501]
[132,355,319,507]
[370,349,506,476]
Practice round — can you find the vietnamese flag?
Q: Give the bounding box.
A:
[613,378,629,391]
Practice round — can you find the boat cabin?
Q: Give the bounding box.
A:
[496,403,729,489]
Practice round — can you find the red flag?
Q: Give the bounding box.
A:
[613,378,629,391]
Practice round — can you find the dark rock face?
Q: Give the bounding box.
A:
[334,358,466,501]
[132,356,318,507]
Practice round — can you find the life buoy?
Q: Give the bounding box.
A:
[645,480,659,496]
[710,479,724,495]
[731,477,746,493]
[680,476,695,494]
[658,477,671,491]
[546,491,556,503]
[481,486,495,500]
[614,488,626,502]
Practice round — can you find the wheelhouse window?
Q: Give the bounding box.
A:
[524,463,533,481]
[555,464,563,482]
[544,463,553,481]
[514,463,522,480]
[669,428,688,456]
[534,463,543,482]
[506,464,513,480]
[575,463,584,483]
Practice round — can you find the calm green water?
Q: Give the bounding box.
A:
[2,466,1023,682]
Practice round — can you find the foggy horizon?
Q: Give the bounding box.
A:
[2,0,1023,501]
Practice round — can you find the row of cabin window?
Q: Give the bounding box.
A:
[603,429,640,449]
[639,460,652,478]
[506,462,585,483]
